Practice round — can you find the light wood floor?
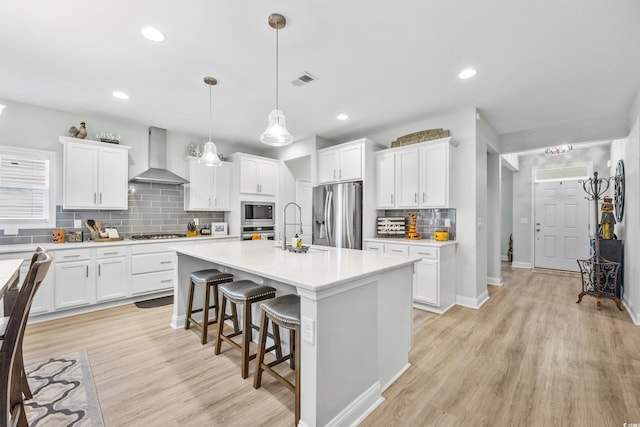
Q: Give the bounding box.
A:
[23,263,640,426]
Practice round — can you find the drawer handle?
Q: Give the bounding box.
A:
[160,279,172,283]
[103,251,119,255]
[159,260,172,264]
[418,252,433,256]
[391,249,404,253]
[63,254,81,258]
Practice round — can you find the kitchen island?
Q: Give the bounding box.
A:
[170,239,420,427]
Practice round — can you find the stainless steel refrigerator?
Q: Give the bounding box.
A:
[312,182,363,249]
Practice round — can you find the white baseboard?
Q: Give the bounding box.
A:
[456,290,490,309]
[622,296,640,325]
[325,382,384,427]
[511,261,533,269]
[487,276,503,286]
[381,363,411,392]
[501,255,509,261]
[413,301,455,315]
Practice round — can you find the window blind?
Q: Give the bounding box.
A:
[0,155,50,220]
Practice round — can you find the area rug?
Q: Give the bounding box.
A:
[24,350,104,426]
[134,295,173,308]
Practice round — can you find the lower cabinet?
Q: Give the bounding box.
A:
[0,251,53,316]
[96,246,128,302]
[364,239,457,314]
[131,244,176,295]
[54,249,94,310]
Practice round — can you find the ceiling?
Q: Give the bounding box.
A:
[1,1,639,149]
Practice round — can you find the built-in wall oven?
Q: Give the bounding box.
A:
[240,201,275,240]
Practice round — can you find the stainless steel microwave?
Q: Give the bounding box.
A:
[241,201,275,226]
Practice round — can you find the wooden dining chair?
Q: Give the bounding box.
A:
[0,249,52,427]
[0,247,46,401]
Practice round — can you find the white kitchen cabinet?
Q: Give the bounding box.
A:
[184,157,232,211]
[0,251,53,316]
[54,249,93,310]
[59,137,131,210]
[374,137,456,209]
[375,151,395,208]
[395,147,420,208]
[364,239,457,314]
[317,140,364,184]
[235,154,278,196]
[96,246,128,302]
[131,243,176,295]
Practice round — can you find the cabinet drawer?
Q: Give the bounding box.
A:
[131,243,174,255]
[97,246,127,258]
[409,246,438,260]
[131,252,175,274]
[384,243,409,256]
[55,249,91,262]
[131,271,174,295]
[365,242,385,252]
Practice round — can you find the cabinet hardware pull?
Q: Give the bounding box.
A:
[100,193,102,204]
[333,170,336,179]
[103,252,118,255]
[94,193,97,203]
[86,265,89,277]
[260,184,262,192]
[160,260,172,264]
[423,192,425,203]
[98,265,101,276]
[209,198,211,207]
[392,249,403,253]
[339,169,342,179]
[256,184,259,192]
[418,252,432,256]
[391,194,394,204]
[415,193,417,203]
[160,279,172,283]
[64,254,81,258]
[214,198,217,207]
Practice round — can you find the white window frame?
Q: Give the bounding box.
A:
[0,145,56,231]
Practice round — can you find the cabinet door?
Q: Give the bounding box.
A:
[258,160,277,195]
[395,148,420,208]
[21,262,53,315]
[338,144,362,182]
[98,146,129,209]
[188,159,214,210]
[364,242,385,253]
[318,150,337,184]
[96,257,128,301]
[414,258,439,306]
[54,261,93,309]
[375,152,395,208]
[63,143,98,208]
[213,162,231,209]
[420,143,447,207]
[239,157,259,194]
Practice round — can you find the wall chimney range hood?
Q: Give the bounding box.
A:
[130,127,189,185]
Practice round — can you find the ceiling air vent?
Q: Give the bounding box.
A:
[291,72,317,87]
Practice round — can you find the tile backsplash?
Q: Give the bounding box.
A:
[378,208,456,240]
[0,182,225,245]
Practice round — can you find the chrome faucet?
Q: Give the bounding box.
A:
[282,201,303,250]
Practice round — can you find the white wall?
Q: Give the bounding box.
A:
[501,166,514,259]
[511,145,611,266]
[486,151,501,284]
[363,108,484,305]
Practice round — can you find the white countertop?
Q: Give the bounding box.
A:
[364,237,458,247]
[0,235,239,254]
[171,239,421,291]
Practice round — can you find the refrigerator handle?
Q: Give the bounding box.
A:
[345,185,353,248]
[327,190,333,245]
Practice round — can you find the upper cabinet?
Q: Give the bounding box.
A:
[375,137,457,209]
[231,153,279,196]
[59,137,131,210]
[317,140,365,184]
[183,157,232,211]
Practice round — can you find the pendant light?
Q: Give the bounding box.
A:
[260,13,293,147]
[200,76,223,166]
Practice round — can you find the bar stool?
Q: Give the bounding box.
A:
[215,280,280,379]
[253,294,301,426]
[185,269,236,345]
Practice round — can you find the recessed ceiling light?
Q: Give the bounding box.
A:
[458,68,477,79]
[141,27,165,42]
[337,113,349,121]
[112,91,130,100]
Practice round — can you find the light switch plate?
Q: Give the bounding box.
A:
[193,218,199,225]
[302,316,315,344]
[444,218,451,227]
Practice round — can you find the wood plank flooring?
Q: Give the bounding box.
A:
[23,263,640,426]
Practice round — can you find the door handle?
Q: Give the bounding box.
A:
[423,192,426,203]
[100,193,103,204]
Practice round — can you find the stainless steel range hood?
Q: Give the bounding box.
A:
[130,127,188,185]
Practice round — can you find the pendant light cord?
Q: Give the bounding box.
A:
[208,82,213,142]
[275,22,279,110]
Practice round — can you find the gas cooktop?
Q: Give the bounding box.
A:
[129,233,187,240]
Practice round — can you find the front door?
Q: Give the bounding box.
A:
[534,180,589,271]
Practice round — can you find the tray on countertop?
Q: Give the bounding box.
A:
[90,237,125,242]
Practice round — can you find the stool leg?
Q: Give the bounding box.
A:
[231,302,239,333]
[214,294,227,355]
[294,327,301,426]
[185,279,195,330]
[273,322,283,360]
[241,300,252,379]
[201,282,211,345]
[212,283,219,322]
[289,328,296,370]
[253,309,269,389]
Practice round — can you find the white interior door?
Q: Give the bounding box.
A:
[534,180,589,271]
[296,180,313,244]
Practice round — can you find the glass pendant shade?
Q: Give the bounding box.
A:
[199,141,222,166]
[260,109,293,147]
